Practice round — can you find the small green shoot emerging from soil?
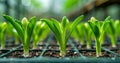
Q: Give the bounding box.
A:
[6,23,19,45]
[88,17,108,57]
[3,15,36,57]
[105,17,116,48]
[2,14,119,58]
[115,20,120,36]
[41,15,84,57]
[32,21,49,49]
[74,23,85,45]
[0,22,7,49]
[84,23,92,49]
[13,29,19,45]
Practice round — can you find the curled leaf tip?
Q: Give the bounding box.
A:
[22,17,28,24]
[90,17,96,22]
[105,16,111,21]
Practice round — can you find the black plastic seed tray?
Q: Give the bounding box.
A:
[0,36,120,63]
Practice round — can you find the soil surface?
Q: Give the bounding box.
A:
[116,50,120,55]
[19,45,46,50]
[43,50,79,58]
[0,50,9,55]
[102,44,120,49]
[47,45,74,50]
[1,38,120,58]
[113,50,120,56]
[6,50,41,58]
[77,44,94,50]
[80,50,113,57]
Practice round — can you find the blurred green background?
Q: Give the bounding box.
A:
[0,0,120,21]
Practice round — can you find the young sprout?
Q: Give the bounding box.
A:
[6,23,19,45]
[105,17,116,48]
[0,22,7,49]
[84,22,92,49]
[72,23,85,45]
[115,20,120,40]
[4,15,36,57]
[13,29,19,45]
[32,21,49,49]
[88,17,108,57]
[41,15,84,57]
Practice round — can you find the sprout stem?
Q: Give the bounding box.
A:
[96,38,102,57]
[33,41,38,49]
[60,30,66,57]
[23,44,29,57]
[111,35,116,48]
[59,44,66,57]
[15,36,19,45]
[86,37,91,49]
[80,37,84,45]
[0,33,6,49]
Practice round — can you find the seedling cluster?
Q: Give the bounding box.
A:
[72,16,120,57]
[3,15,49,57]
[1,15,120,57]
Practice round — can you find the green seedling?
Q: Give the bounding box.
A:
[84,22,92,49]
[4,15,36,57]
[0,22,7,49]
[13,29,19,45]
[32,21,49,49]
[115,20,120,37]
[105,17,117,48]
[41,15,84,57]
[6,23,19,45]
[72,23,85,45]
[88,17,108,57]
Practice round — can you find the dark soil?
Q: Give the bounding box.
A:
[77,44,94,50]
[112,49,120,55]
[43,50,79,58]
[47,45,74,50]
[116,50,120,54]
[1,38,120,58]
[31,45,46,50]
[6,50,42,58]
[18,45,46,50]
[80,50,114,57]
[102,44,120,49]
[49,40,58,45]
[37,41,46,45]
[0,50,9,55]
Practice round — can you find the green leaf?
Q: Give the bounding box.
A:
[41,18,63,46]
[84,23,90,34]
[15,19,22,27]
[27,17,36,39]
[41,19,56,34]
[101,21,109,32]
[41,19,62,43]
[88,22,100,39]
[51,18,63,45]
[65,15,84,43]
[61,16,69,30]
[74,23,85,39]
[1,22,7,32]
[115,20,120,34]
[105,16,111,21]
[3,15,24,40]
[51,18,62,35]
[108,20,115,35]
